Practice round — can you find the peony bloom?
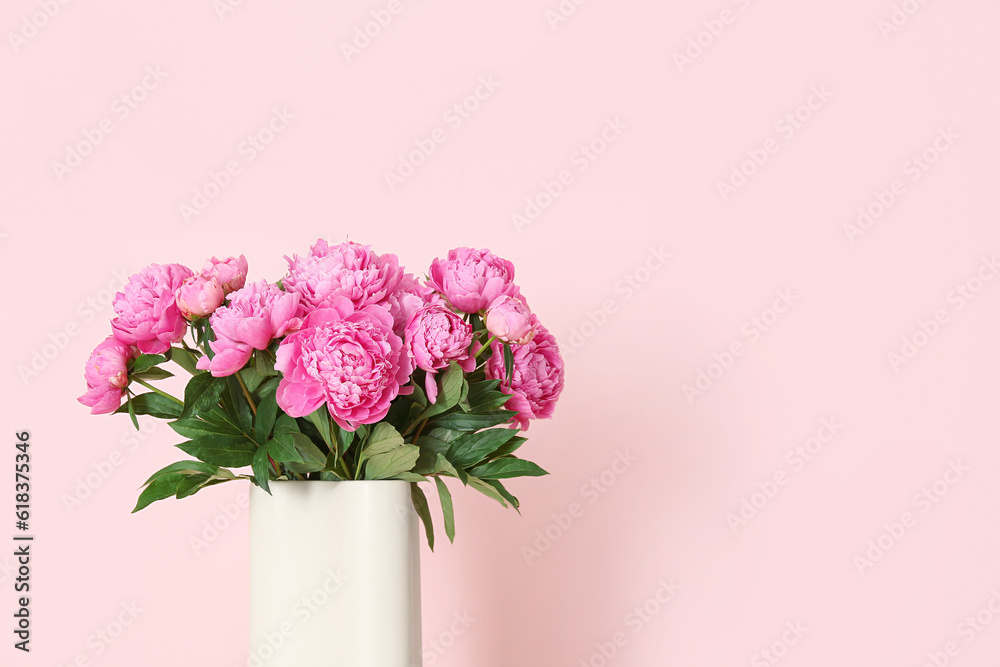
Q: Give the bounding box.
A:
[274,297,413,431]
[484,295,536,345]
[175,274,225,320]
[486,318,564,430]
[404,305,475,403]
[197,280,302,376]
[386,272,444,337]
[111,263,194,354]
[428,247,517,314]
[283,239,404,315]
[203,255,248,294]
[78,336,138,415]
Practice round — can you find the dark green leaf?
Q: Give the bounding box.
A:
[266,437,303,463]
[466,475,508,508]
[133,473,186,512]
[277,432,327,473]
[176,434,257,467]
[116,393,182,419]
[415,362,465,421]
[225,376,254,432]
[435,477,456,543]
[170,347,201,375]
[252,445,272,494]
[126,393,139,430]
[411,483,434,551]
[490,435,526,460]
[447,428,518,468]
[141,460,222,486]
[484,478,520,512]
[503,344,515,384]
[181,372,225,420]
[132,354,167,374]
[175,473,212,499]
[433,411,517,432]
[253,391,279,444]
[306,406,333,447]
[169,414,243,439]
[364,422,405,457]
[273,413,300,435]
[469,457,548,479]
[132,367,174,381]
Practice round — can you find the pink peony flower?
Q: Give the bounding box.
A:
[484,295,536,345]
[175,274,225,320]
[78,336,138,415]
[283,239,404,315]
[404,305,475,403]
[203,255,248,294]
[111,263,194,354]
[428,247,516,314]
[486,318,564,430]
[386,272,444,337]
[197,280,302,377]
[274,297,413,431]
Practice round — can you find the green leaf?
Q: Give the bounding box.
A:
[254,376,281,403]
[176,434,257,467]
[225,376,254,432]
[169,414,243,439]
[446,428,518,468]
[469,457,548,479]
[334,422,355,458]
[253,348,278,376]
[484,478,520,512]
[467,475,508,508]
[273,413,300,435]
[141,460,222,486]
[180,372,225,420]
[170,347,201,375]
[395,472,429,482]
[132,354,167,374]
[415,362,465,421]
[306,406,333,447]
[490,435,526,460]
[132,367,174,381]
[503,344,515,384]
[133,473,187,512]
[240,366,265,394]
[433,411,517,432]
[410,483,434,551]
[364,422,405,457]
[266,437,303,463]
[116,393,182,419]
[435,477,456,543]
[276,432,327,473]
[175,473,213,499]
[364,443,420,480]
[126,393,139,430]
[253,391,279,444]
[252,445,272,494]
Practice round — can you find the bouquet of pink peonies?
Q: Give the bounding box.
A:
[78,241,564,547]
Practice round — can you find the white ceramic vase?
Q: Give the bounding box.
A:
[249,480,422,667]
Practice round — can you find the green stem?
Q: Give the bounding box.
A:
[235,372,257,416]
[132,378,183,405]
[474,334,497,358]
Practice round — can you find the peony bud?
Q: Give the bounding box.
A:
[176,274,225,320]
[484,295,536,345]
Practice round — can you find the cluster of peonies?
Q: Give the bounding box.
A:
[79,241,564,433]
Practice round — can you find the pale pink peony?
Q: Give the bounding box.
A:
[203,255,248,294]
[78,336,138,415]
[428,247,516,313]
[386,272,444,337]
[111,263,194,354]
[486,318,564,430]
[404,305,475,403]
[197,280,302,377]
[175,274,225,320]
[484,294,536,345]
[283,239,404,315]
[274,297,413,431]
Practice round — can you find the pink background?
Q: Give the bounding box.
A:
[3,0,1000,665]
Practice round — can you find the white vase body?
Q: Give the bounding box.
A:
[249,480,422,667]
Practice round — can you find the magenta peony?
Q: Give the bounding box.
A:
[486,319,565,430]
[78,336,138,415]
[404,305,475,403]
[111,263,194,354]
[484,294,536,345]
[386,272,444,337]
[274,297,413,431]
[203,255,248,294]
[428,247,516,314]
[197,280,302,376]
[175,274,225,320]
[283,239,403,315]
